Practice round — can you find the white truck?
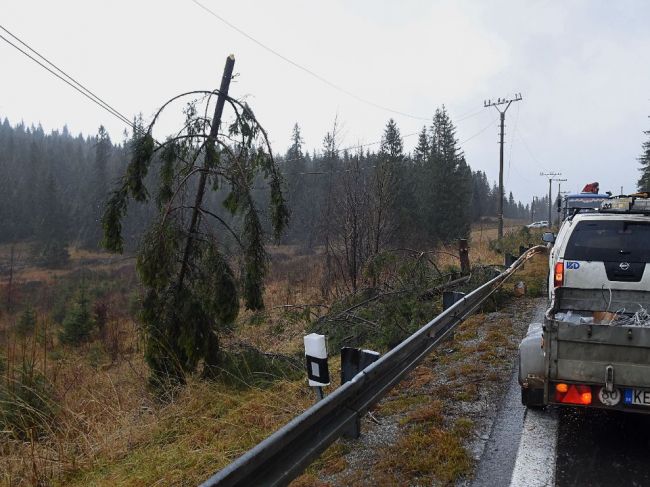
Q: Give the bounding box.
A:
[519,194,650,411]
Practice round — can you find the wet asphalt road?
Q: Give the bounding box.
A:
[471,362,526,487]
[471,300,650,487]
[556,407,650,487]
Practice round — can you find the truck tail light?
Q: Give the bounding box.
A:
[555,383,592,405]
[554,261,564,288]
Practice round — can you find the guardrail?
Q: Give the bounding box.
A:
[201,246,546,487]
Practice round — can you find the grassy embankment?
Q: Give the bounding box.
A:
[0,221,546,486]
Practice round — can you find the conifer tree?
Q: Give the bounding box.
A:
[373,119,401,251]
[427,107,472,241]
[638,125,650,192]
[102,88,288,388]
[413,126,430,166]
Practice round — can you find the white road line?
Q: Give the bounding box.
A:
[509,408,558,487]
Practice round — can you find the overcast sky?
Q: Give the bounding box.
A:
[2,0,649,202]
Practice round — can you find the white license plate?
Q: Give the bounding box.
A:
[624,388,650,406]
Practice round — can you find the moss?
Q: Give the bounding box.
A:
[376,424,472,485]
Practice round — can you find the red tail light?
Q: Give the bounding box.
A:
[555,383,592,405]
[554,261,564,288]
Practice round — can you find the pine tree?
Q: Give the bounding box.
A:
[413,126,430,166]
[638,125,650,192]
[81,125,112,247]
[373,119,401,251]
[283,124,310,243]
[60,289,94,345]
[102,88,288,388]
[427,107,472,241]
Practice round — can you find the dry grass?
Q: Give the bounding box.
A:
[0,226,545,486]
[299,252,548,486]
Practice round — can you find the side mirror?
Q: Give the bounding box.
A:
[542,232,555,243]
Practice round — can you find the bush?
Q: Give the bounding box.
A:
[207,344,303,389]
[59,289,95,345]
[0,363,58,439]
[16,307,37,337]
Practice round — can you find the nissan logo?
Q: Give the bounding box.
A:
[619,262,631,271]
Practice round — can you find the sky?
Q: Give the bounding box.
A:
[1,0,649,203]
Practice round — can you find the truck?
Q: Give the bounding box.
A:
[519,194,650,412]
[558,192,611,221]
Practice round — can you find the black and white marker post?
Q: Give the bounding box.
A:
[304,333,330,401]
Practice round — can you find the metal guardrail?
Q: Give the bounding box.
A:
[201,246,546,487]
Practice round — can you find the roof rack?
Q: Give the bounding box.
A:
[599,193,650,214]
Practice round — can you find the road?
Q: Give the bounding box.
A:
[471,305,650,487]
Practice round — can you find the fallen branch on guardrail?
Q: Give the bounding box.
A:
[201,246,547,487]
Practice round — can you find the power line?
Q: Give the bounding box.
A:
[458,117,499,146]
[515,126,547,172]
[506,101,520,184]
[190,0,437,122]
[0,25,132,127]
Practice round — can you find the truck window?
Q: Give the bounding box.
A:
[563,221,650,262]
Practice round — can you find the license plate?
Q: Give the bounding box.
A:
[624,388,650,406]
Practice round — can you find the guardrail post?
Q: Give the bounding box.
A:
[458,239,470,275]
[340,347,380,438]
[443,291,466,310]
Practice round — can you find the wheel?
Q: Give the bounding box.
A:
[521,387,545,408]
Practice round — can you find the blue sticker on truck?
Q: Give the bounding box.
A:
[566,261,580,269]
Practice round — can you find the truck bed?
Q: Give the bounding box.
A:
[548,287,650,390]
[548,320,650,388]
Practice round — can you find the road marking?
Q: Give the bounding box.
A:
[509,407,558,487]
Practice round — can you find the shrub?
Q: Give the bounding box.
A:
[0,363,58,439]
[59,289,95,345]
[207,344,303,389]
[16,307,37,337]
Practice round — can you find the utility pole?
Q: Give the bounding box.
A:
[540,172,563,227]
[178,54,235,289]
[484,93,523,240]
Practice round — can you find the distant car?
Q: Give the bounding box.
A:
[527,221,549,228]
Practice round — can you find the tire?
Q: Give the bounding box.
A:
[521,387,545,408]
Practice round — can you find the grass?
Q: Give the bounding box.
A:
[61,378,313,487]
[375,423,473,485]
[298,250,548,485]
[0,227,548,486]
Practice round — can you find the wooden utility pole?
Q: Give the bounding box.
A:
[458,239,470,275]
[178,54,235,289]
[540,172,563,227]
[484,93,523,240]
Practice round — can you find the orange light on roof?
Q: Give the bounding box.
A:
[554,261,564,288]
[555,384,592,405]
